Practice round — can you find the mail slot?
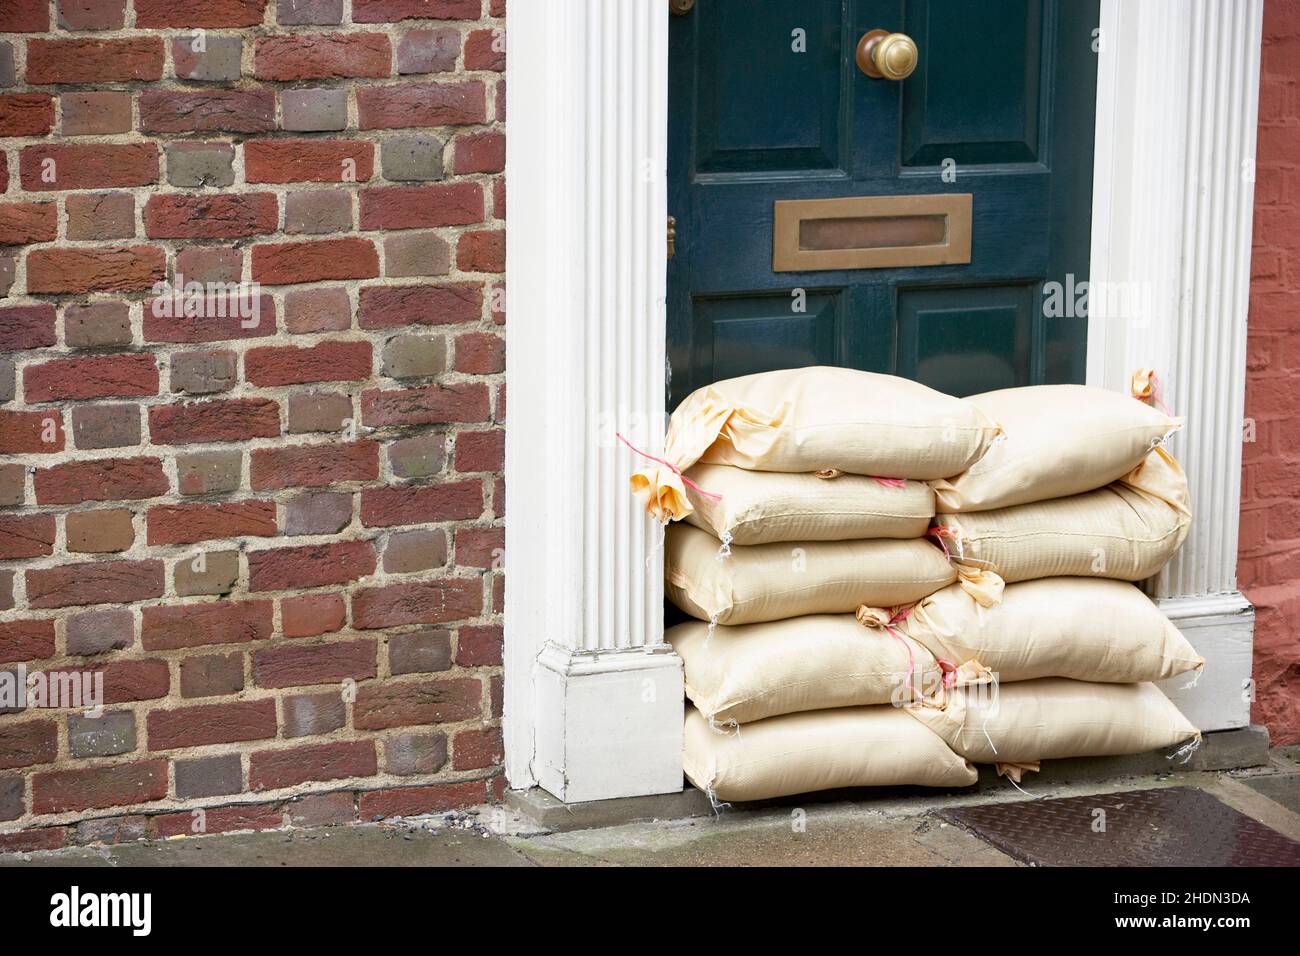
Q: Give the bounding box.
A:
[773,194,972,271]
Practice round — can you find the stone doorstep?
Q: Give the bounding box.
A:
[505,725,1274,833]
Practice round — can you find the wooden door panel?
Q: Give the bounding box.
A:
[896,284,1034,396]
[692,293,840,385]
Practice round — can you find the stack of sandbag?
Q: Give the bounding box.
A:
[879,383,1203,780]
[630,367,1002,801]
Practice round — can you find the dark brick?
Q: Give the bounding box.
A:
[384,732,447,775]
[173,753,242,799]
[68,711,136,759]
[388,627,452,674]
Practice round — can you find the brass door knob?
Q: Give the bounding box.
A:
[857,29,918,81]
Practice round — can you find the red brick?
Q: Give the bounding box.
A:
[27,38,164,84]
[34,457,167,506]
[352,0,480,21]
[357,82,486,129]
[454,330,504,372]
[0,202,57,245]
[0,721,58,770]
[0,94,55,136]
[464,28,506,71]
[359,182,483,230]
[0,0,49,31]
[454,527,503,568]
[357,779,485,819]
[139,89,276,134]
[97,658,171,703]
[250,740,377,790]
[0,410,63,454]
[0,829,67,853]
[354,676,481,730]
[456,623,502,667]
[26,246,164,294]
[351,578,482,629]
[135,0,267,27]
[142,600,274,651]
[281,593,347,638]
[247,541,376,591]
[454,131,506,174]
[0,620,56,664]
[493,177,506,218]
[455,429,504,472]
[252,238,379,285]
[58,0,128,30]
[250,441,379,491]
[0,514,56,559]
[20,144,157,192]
[60,91,133,136]
[24,354,158,403]
[150,803,284,837]
[452,727,503,770]
[67,192,135,240]
[148,699,277,751]
[32,760,168,814]
[147,501,278,546]
[245,341,373,386]
[26,559,164,609]
[149,398,280,445]
[252,639,378,688]
[358,283,482,329]
[254,33,391,81]
[245,140,375,184]
[0,305,57,350]
[361,481,483,527]
[143,295,277,344]
[456,229,505,274]
[144,193,278,239]
[362,382,490,427]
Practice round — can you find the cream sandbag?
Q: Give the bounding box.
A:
[681,463,934,545]
[630,367,998,523]
[931,384,1179,512]
[889,577,1204,684]
[932,447,1191,583]
[665,523,956,625]
[668,615,939,725]
[684,704,977,801]
[906,678,1200,770]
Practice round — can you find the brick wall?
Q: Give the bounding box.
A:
[0,0,506,850]
[1242,1,1300,746]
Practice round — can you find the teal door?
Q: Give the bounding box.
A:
[667,0,1099,407]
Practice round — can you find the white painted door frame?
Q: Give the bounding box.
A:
[504,0,1265,801]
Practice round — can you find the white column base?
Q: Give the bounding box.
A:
[532,644,684,804]
[1157,593,1256,732]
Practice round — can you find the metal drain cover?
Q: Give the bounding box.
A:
[940,787,1300,867]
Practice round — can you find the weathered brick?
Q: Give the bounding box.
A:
[249,740,377,790]
[59,0,128,31]
[381,134,445,181]
[72,815,149,846]
[66,192,135,241]
[165,142,236,188]
[65,508,135,553]
[174,549,240,597]
[0,776,25,823]
[1,305,57,350]
[0,409,64,454]
[26,246,164,294]
[26,560,164,609]
[284,189,352,234]
[34,457,166,506]
[143,295,276,344]
[358,779,484,819]
[383,530,448,574]
[252,638,378,687]
[281,592,346,637]
[457,229,505,273]
[452,727,503,771]
[0,721,58,770]
[354,677,481,730]
[283,691,347,737]
[384,732,447,775]
[140,89,275,134]
[362,481,483,526]
[0,1,50,32]
[32,760,168,814]
[0,43,12,87]
[280,88,348,132]
[175,246,242,283]
[171,350,237,395]
[455,131,505,174]
[176,450,242,495]
[284,491,352,535]
[389,627,452,673]
[135,0,267,28]
[144,193,277,239]
[276,0,343,26]
[464,28,506,71]
[358,283,481,329]
[285,287,352,333]
[0,201,57,245]
[396,29,460,75]
[0,94,55,136]
[247,540,376,591]
[68,712,136,759]
[66,608,134,656]
[353,0,481,23]
[359,182,482,229]
[64,302,132,350]
[351,578,481,629]
[362,382,490,427]
[91,660,171,702]
[148,500,277,545]
[0,513,56,559]
[24,354,158,403]
[20,144,158,191]
[245,139,374,184]
[245,341,372,386]
[388,432,445,478]
[147,699,277,750]
[357,82,486,129]
[286,391,354,434]
[254,33,391,81]
[252,238,379,284]
[0,620,56,664]
[250,441,379,490]
[180,652,245,698]
[173,753,242,799]
[150,802,283,837]
[172,35,243,82]
[382,334,445,379]
[385,231,451,277]
[149,398,280,445]
[456,623,502,667]
[455,429,503,472]
[71,403,141,450]
[141,600,273,650]
[288,791,355,826]
[27,38,164,85]
[61,91,132,136]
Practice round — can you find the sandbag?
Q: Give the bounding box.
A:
[630,367,998,523]
[665,523,956,625]
[932,384,1179,512]
[884,577,1203,684]
[684,704,977,801]
[932,447,1191,583]
[681,463,934,545]
[907,678,1200,771]
[668,614,940,725]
